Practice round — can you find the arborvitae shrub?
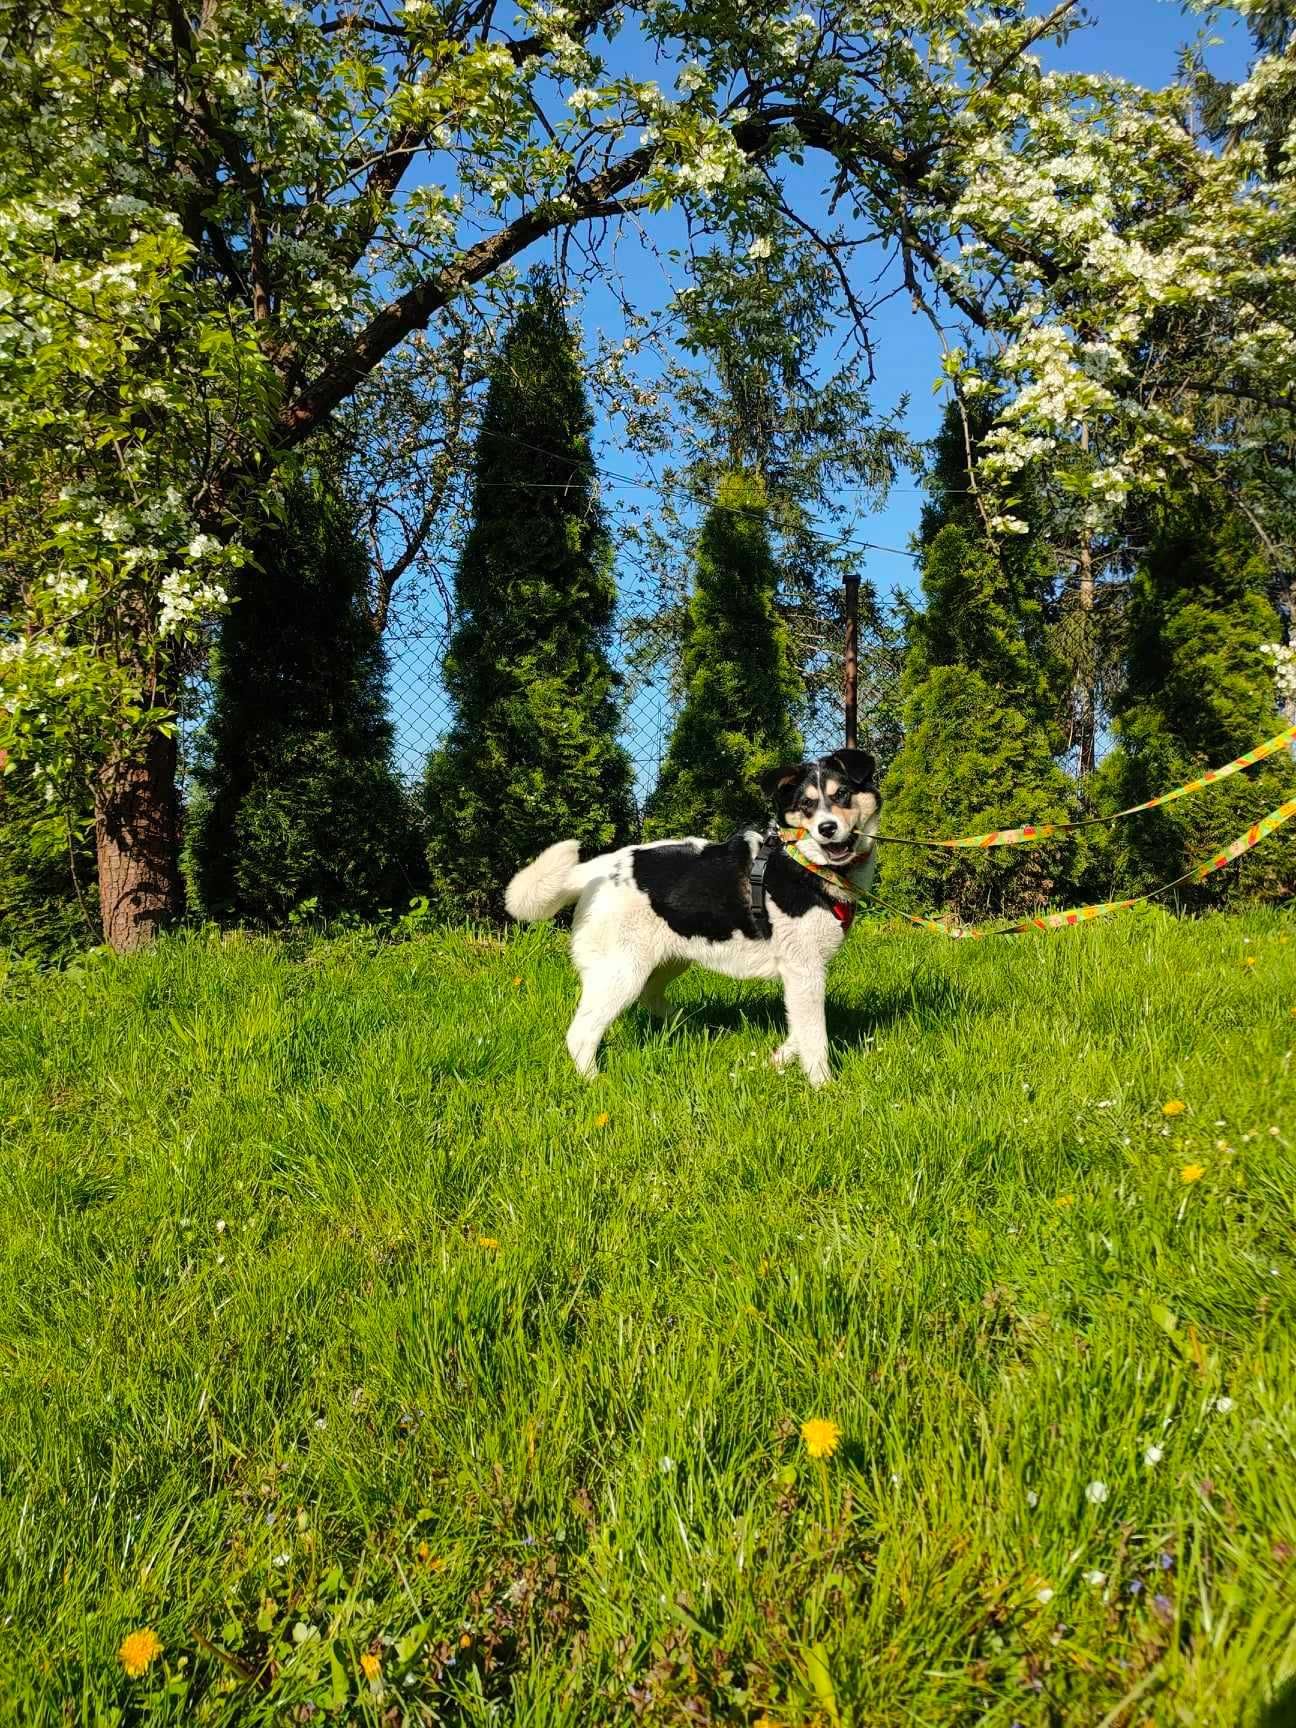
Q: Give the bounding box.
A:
[643,470,804,840]
[881,517,1088,923]
[1091,498,1292,906]
[422,274,635,917]
[0,766,97,960]
[187,473,421,926]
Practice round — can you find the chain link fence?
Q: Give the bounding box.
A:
[382,589,685,821]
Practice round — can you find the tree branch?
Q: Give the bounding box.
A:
[280,142,658,441]
[337,0,622,274]
[281,102,949,445]
[166,0,272,321]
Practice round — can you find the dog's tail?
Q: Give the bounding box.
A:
[504,839,601,923]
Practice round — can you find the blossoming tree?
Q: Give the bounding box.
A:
[2,0,1293,946]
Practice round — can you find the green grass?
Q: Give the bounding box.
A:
[1,909,1294,1726]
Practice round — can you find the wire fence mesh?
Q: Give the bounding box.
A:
[383,603,684,819]
[382,588,849,828]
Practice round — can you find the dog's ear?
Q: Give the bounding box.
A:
[761,761,810,809]
[823,747,878,791]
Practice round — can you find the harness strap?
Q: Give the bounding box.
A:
[748,829,781,931]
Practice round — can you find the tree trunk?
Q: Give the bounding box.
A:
[95,724,183,951]
[843,571,860,749]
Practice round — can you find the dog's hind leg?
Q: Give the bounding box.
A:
[638,960,688,1020]
[566,954,654,1079]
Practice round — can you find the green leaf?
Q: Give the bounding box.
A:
[328,1642,350,1708]
[805,1642,841,1727]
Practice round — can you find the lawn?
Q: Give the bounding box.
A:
[0,909,1293,1726]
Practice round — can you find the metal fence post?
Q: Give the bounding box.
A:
[843,570,859,750]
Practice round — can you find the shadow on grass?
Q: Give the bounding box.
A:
[1258,1679,1296,1728]
[637,972,973,1055]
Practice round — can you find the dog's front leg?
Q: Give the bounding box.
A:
[780,965,831,1087]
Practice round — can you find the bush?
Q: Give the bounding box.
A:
[1092,499,1293,906]
[0,764,97,961]
[881,523,1089,923]
[643,471,804,840]
[423,273,635,917]
[186,473,422,926]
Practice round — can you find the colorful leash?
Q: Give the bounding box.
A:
[779,829,872,902]
[875,722,1296,852]
[859,795,1296,940]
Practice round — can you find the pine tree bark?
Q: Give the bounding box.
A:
[95,721,183,951]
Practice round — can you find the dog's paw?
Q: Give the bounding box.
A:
[770,1041,796,1070]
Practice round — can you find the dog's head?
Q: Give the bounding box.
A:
[761,749,881,869]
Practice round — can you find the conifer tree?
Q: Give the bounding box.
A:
[643,471,804,839]
[187,473,420,925]
[882,402,1085,922]
[1092,493,1292,905]
[422,274,634,916]
[0,768,97,959]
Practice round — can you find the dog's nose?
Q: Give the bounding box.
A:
[817,820,837,838]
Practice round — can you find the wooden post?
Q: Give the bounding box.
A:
[843,571,860,749]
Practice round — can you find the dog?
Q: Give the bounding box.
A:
[504,748,880,1086]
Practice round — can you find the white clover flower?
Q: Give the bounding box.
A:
[1144,1445,1164,1467]
[1036,1586,1054,1603]
[1084,1569,1107,1587]
[658,1455,674,1473]
[1214,1396,1234,1414]
[1026,1489,1039,1508]
[1085,1481,1109,1504]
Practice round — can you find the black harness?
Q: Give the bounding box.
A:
[748,826,782,931]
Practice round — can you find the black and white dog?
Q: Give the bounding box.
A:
[504,749,880,1086]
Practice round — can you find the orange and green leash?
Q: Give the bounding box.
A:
[777,718,1296,939]
[874,722,1296,852]
[856,796,1296,940]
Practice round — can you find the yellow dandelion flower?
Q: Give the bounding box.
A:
[459,1632,472,1649]
[359,1651,381,1682]
[512,976,522,988]
[1055,1194,1075,1208]
[1180,1163,1206,1184]
[477,1236,499,1250]
[1162,1099,1187,1117]
[1244,956,1258,967]
[594,1112,610,1129]
[118,1628,163,1678]
[801,1417,842,1460]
